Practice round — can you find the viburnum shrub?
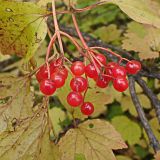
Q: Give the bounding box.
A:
[35,5,141,116]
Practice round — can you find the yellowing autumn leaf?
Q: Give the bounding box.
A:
[116,156,131,160]
[112,116,141,145]
[94,24,122,44]
[0,75,60,159]
[49,107,66,136]
[37,0,52,6]
[0,75,33,133]
[101,0,160,29]
[58,119,127,160]
[122,94,151,117]
[0,108,59,160]
[122,22,160,59]
[144,118,160,146]
[0,1,47,61]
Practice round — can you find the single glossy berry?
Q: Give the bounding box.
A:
[113,77,128,92]
[50,58,62,71]
[81,102,94,116]
[70,77,88,92]
[95,75,110,88]
[112,66,127,78]
[71,61,85,76]
[59,67,68,79]
[85,64,98,79]
[126,60,141,74]
[51,73,65,88]
[95,53,107,65]
[105,62,118,80]
[40,79,56,95]
[67,91,83,107]
[54,67,68,79]
[107,62,119,69]
[36,65,51,83]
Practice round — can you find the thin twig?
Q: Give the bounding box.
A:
[135,76,160,124]
[129,77,160,153]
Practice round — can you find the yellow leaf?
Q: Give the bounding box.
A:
[58,119,127,160]
[94,24,121,43]
[0,108,59,160]
[49,107,66,136]
[121,96,138,117]
[122,22,160,59]
[0,75,33,133]
[101,0,160,29]
[116,155,131,160]
[0,1,47,61]
[0,75,60,159]
[37,0,51,6]
[121,94,151,117]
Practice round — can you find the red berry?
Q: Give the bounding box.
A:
[59,67,68,79]
[67,91,83,107]
[81,102,94,116]
[113,77,128,92]
[71,61,85,76]
[95,53,107,65]
[50,58,62,71]
[40,79,56,95]
[54,67,68,79]
[85,64,98,79]
[112,66,127,78]
[95,75,110,88]
[70,77,88,92]
[51,73,65,88]
[36,65,51,83]
[126,60,141,74]
[107,62,119,69]
[105,62,119,80]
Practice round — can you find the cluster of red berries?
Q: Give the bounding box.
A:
[36,53,141,116]
[36,58,68,95]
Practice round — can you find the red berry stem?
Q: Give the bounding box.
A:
[72,13,89,49]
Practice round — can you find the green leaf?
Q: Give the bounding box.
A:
[58,119,127,160]
[144,118,160,144]
[94,24,121,44]
[49,107,66,136]
[107,103,123,120]
[0,1,47,61]
[75,154,86,160]
[111,116,141,145]
[122,22,160,59]
[101,0,160,29]
[134,145,148,159]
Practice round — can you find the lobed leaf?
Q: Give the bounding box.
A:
[101,0,160,29]
[122,22,160,59]
[111,116,141,145]
[0,108,59,160]
[58,119,127,160]
[0,1,47,61]
[0,75,59,159]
